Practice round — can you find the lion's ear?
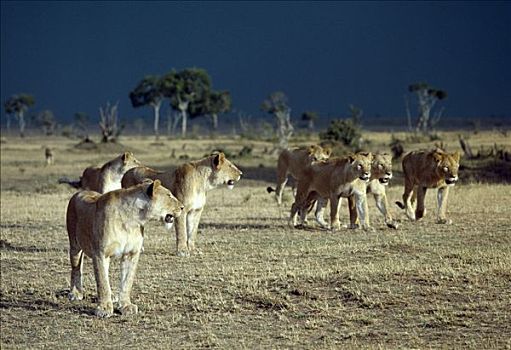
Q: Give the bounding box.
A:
[122,152,132,163]
[213,152,225,169]
[146,180,160,198]
[348,154,356,163]
[432,151,443,164]
[452,151,461,163]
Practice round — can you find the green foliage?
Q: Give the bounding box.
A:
[4,94,35,115]
[260,91,289,114]
[129,75,164,108]
[161,68,212,115]
[320,118,362,148]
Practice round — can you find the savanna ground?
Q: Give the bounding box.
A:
[1,130,510,349]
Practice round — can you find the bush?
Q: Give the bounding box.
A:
[319,118,362,148]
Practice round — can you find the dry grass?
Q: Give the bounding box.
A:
[1,132,510,349]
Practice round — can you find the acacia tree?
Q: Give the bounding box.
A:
[129,76,164,139]
[301,111,318,131]
[33,110,56,136]
[261,91,293,150]
[193,90,232,131]
[4,94,35,137]
[408,82,447,133]
[99,101,123,143]
[161,68,212,138]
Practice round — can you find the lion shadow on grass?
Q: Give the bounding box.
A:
[0,239,66,253]
[0,292,96,316]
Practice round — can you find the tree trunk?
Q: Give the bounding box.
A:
[180,108,187,138]
[152,101,161,140]
[308,119,314,131]
[212,113,218,130]
[17,111,26,138]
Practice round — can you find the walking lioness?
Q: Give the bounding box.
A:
[395,149,460,224]
[266,145,331,204]
[59,152,141,193]
[66,180,183,317]
[290,152,373,230]
[122,152,242,256]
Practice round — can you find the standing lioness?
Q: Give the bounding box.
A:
[66,180,183,317]
[59,152,141,193]
[122,152,242,256]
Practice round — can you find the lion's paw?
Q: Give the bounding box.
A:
[119,303,138,316]
[176,250,190,257]
[386,221,399,229]
[68,289,83,301]
[436,218,452,225]
[95,302,114,318]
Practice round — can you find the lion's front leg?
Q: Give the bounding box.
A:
[347,195,359,229]
[402,180,415,221]
[436,186,452,224]
[415,186,428,221]
[186,208,203,254]
[329,194,342,231]
[118,252,141,316]
[92,254,113,318]
[373,192,398,229]
[314,197,329,228]
[175,212,189,257]
[355,192,372,231]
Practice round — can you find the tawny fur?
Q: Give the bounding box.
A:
[290,152,373,231]
[395,149,460,224]
[66,180,183,317]
[59,151,141,193]
[121,153,242,256]
[346,153,398,229]
[267,145,331,205]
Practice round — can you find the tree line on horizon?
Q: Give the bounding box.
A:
[3,66,447,141]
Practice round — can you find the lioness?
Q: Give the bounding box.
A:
[122,152,242,256]
[59,151,141,193]
[395,149,460,224]
[266,145,331,204]
[66,180,184,317]
[290,152,372,230]
[345,152,398,229]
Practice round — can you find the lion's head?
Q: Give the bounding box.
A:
[210,152,242,189]
[372,153,393,185]
[348,152,372,181]
[143,179,184,229]
[431,150,460,185]
[118,151,142,173]
[307,145,332,162]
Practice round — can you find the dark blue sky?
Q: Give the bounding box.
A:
[1,1,510,125]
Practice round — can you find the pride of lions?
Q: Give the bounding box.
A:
[60,145,460,317]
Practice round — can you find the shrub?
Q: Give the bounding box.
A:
[320,118,362,148]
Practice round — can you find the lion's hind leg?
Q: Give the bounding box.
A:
[69,248,85,301]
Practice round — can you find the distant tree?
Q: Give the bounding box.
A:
[98,101,123,143]
[408,82,447,133]
[4,94,35,137]
[129,75,164,139]
[348,104,363,124]
[74,112,90,138]
[33,110,56,136]
[319,118,362,149]
[261,91,293,150]
[196,90,232,130]
[161,68,212,138]
[301,111,318,131]
[133,118,145,135]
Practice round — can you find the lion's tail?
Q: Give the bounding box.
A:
[395,201,405,210]
[266,186,275,194]
[58,177,82,189]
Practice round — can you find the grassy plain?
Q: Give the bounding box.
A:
[1,131,510,349]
